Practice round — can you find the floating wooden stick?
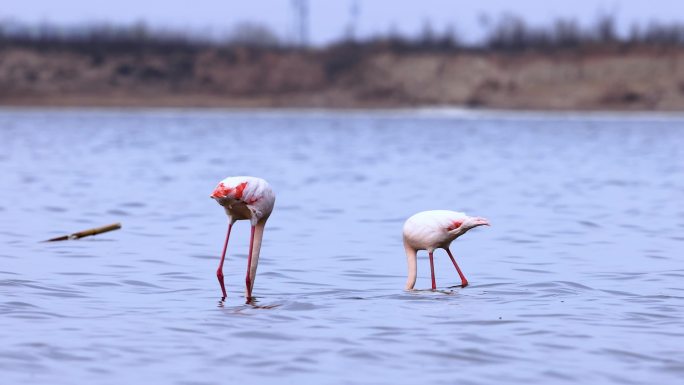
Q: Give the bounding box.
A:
[44,223,122,242]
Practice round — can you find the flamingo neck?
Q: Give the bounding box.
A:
[404,242,417,290]
[246,220,266,296]
[447,228,467,240]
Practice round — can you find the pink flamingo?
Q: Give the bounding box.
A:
[403,210,489,290]
[211,176,275,301]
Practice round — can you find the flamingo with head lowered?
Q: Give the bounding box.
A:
[403,210,489,290]
[211,176,275,302]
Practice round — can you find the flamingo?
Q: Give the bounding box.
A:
[403,210,489,290]
[210,176,275,302]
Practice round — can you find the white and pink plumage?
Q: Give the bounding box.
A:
[403,210,489,290]
[211,176,275,302]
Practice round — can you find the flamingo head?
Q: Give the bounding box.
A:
[461,216,490,231]
[446,215,489,239]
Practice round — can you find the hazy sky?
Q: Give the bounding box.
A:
[3,0,684,44]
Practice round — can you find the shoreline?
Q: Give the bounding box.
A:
[2,47,684,113]
[4,103,684,122]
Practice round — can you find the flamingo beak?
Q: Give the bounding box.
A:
[474,217,490,227]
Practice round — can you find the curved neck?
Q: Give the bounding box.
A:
[447,228,467,240]
[246,220,266,295]
[404,242,417,290]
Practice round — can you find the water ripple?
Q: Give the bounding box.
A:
[1,109,683,385]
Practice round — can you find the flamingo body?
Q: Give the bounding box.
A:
[403,210,489,290]
[211,176,275,302]
[211,176,275,223]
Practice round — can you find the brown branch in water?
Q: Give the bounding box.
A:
[44,223,122,242]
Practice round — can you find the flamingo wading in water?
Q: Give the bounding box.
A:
[403,210,489,290]
[211,176,275,301]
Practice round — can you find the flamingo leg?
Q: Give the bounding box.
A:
[245,225,256,302]
[216,223,233,299]
[446,248,469,288]
[428,251,436,290]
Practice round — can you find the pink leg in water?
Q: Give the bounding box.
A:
[446,248,468,288]
[428,251,436,290]
[216,223,233,299]
[244,225,256,302]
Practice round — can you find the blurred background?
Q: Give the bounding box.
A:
[2,2,684,385]
[2,0,684,110]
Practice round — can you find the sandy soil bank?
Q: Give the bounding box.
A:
[1,47,683,110]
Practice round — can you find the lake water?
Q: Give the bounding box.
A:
[0,108,683,384]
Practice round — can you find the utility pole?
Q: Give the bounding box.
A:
[347,0,360,40]
[291,0,309,47]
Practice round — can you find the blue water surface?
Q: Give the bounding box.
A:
[0,108,683,384]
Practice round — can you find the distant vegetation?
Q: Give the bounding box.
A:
[480,14,684,52]
[2,14,684,110]
[2,14,684,53]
